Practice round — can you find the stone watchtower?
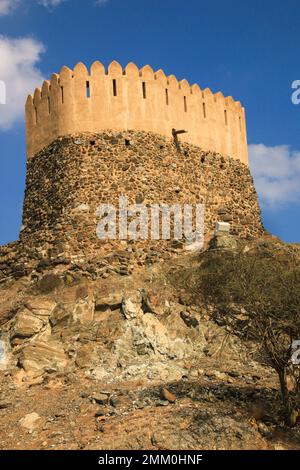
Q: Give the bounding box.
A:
[19,60,262,267]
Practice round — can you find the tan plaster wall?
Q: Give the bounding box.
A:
[25,61,248,164]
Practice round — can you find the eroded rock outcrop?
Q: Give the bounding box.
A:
[0,282,247,383]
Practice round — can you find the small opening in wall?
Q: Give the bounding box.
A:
[125,139,130,147]
[184,96,187,112]
[165,88,169,105]
[239,116,242,131]
[90,140,95,146]
[86,81,91,98]
[220,164,225,170]
[202,102,206,118]
[201,156,205,163]
[47,97,50,114]
[113,79,117,97]
[142,82,146,99]
[61,86,64,104]
[224,109,228,126]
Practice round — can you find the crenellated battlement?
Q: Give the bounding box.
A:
[25,60,248,164]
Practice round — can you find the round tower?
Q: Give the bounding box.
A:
[25,61,248,163]
[20,60,263,266]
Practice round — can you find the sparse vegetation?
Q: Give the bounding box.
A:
[197,245,300,426]
[37,274,63,294]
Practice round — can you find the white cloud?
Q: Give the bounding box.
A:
[0,0,20,16]
[38,0,110,7]
[38,0,67,7]
[0,0,109,14]
[0,0,70,13]
[249,143,300,207]
[0,35,45,130]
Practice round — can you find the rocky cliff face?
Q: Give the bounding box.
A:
[0,130,296,449]
[0,242,299,450]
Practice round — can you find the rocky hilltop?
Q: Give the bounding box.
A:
[0,235,299,450]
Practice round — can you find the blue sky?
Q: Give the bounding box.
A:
[0,0,300,245]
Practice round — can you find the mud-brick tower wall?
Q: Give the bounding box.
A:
[21,60,263,263]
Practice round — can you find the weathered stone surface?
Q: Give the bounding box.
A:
[0,400,12,409]
[93,393,109,405]
[0,339,8,367]
[49,304,71,328]
[19,412,41,431]
[141,290,169,316]
[210,234,238,250]
[18,341,67,372]
[122,291,144,320]
[138,313,191,358]
[95,292,123,311]
[11,308,44,340]
[1,281,254,384]
[25,298,56,318]
[26,61,249,164]
[115,308,196,362]
[75,343,99,369]
[73,291,95,325]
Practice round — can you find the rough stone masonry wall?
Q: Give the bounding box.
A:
[18,130,263,266]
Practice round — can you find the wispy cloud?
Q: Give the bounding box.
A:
[38,0,68,7]
[249,143,300,208]
[38,0,110,8]
[0,35,45,130]
[0,0,110,14]
[0,0,20,16]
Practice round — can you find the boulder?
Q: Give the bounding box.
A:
[25,298,56,318]
[11,308,44,340]
[93,393,109,405]
[18,340,67,372]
